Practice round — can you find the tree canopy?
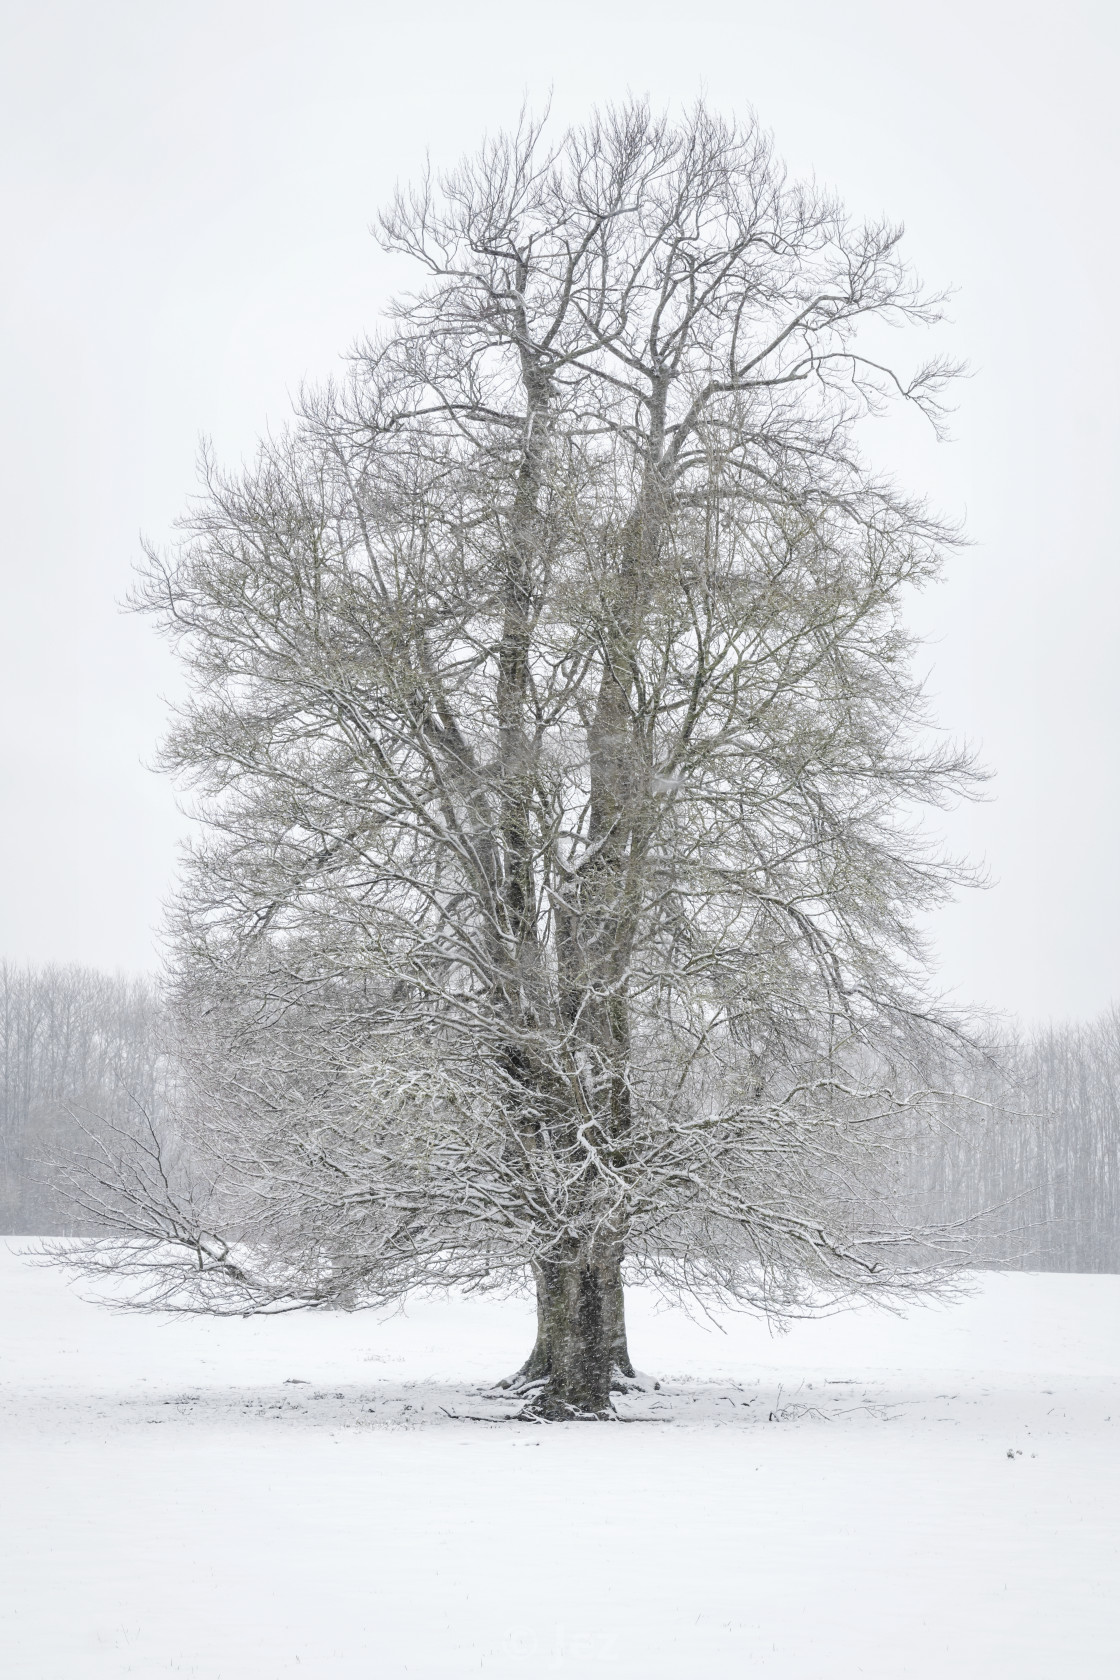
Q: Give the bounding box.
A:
[70,103,979,1416]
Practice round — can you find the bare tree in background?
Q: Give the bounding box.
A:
[59,103,983,1417]
[0,963,163,1234]
[904,1008,1120,1272]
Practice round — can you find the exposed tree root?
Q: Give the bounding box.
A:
[488,1361,649,1418]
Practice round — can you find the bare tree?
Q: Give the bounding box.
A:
[62,103,982,1416]
[0,962,163,1234]
[903,1009,1120,1272]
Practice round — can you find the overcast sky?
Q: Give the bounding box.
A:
[1,0,1117,1023]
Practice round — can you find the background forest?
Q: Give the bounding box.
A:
[4,958,1118,1272]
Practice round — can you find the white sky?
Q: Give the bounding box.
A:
[1,0,1117,1024]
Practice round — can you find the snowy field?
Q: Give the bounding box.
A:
[2,1243,1118,1679]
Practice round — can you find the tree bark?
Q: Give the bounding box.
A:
[504,1247,635,1415]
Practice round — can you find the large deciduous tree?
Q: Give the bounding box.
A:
[70,103,979,1417]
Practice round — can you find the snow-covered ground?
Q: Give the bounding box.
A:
[2,1243,1117,1678]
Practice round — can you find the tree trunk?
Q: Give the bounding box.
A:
[503,1246,635,1416]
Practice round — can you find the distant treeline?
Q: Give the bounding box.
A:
[0,962,164,1234]
[904,1010,1120,1273]
[2,960,1119,1269]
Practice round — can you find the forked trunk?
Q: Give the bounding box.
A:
[506,1246,634,1417]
